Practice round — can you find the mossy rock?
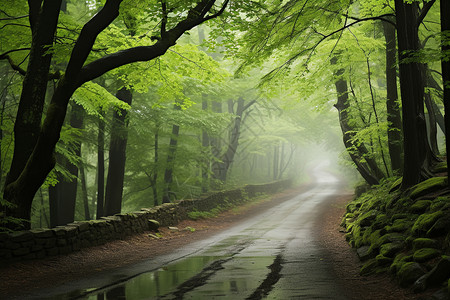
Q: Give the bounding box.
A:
[376,254,394,266]
[360,258,379,276]
[385,218,413,233]
[409,200,432,214]
[409,177,447,200]
[424,256,450,288]
[372,214,389,230]
[391,213,413,222]
[427,216,450,237]
[397,262,426,287]
[412,211,444,236]
[430,196,450,212]
[413,248,440,263]
[380,242,405,258]
[358,210,379,227]
[148,219,160,231]
[412,238,439,251]
[369,232,405,255]
[390,253,413,274]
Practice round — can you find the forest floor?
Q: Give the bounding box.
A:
[0,185,435,299]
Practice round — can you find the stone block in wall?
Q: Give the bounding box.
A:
[5,240,20,250]
[10,231,33,243]
[46,247,59,256]
[29,228,54,238]
[0,249,12,259]
[13,247,30,256]
[67,221,90,232]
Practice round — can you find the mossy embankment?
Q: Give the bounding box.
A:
[342,174,450,298]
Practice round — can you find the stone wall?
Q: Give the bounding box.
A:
[0,179,292,265]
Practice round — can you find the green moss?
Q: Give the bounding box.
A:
[390,253,412,274]
[390,177,402,192]
[412,238,439,251]
[430,196,450,212]
[385,218,412,233]
[358,210,379,227]
[412,211,444,235]
[410,177,447,199]
[413,248,440,263]
[409,200,432,214]
[380,242,405,258]
[372,214,389,230]
[376,254,393,266]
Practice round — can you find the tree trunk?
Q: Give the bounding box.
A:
[382,18,403,175]
[441,0,450,186]
[79,162,90,220]
[152,130,159,206]
[48,102,83,227]
[332,59,382,185]
[162,104,181,203]
[96,115,105,219]
[211,101,223,186]
[395,0,431,189]
[104,87,132,216]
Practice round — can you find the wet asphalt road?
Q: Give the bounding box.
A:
[29,168,350,299]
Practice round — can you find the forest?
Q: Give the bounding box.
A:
[0,0,448,233]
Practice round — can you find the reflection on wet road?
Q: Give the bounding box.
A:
[37,167,349,299]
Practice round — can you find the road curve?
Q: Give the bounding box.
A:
[30,167,350,299]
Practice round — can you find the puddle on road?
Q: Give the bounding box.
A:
[75,256,275,300]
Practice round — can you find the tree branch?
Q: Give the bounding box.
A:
[417,0,436,28]
[77,0,229,86]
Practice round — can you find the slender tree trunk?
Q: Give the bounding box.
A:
[441,0,450,186]
[162,104,181,203]
[152,130,159,206]
[211,101,223,186]
[425,68,446,134]
[273,143,279,180]
[382,18,403,175]
[104,87,132,216]
[425,91,440,155]
[96,115,105,219]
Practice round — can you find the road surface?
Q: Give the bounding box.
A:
[30,167,350,299]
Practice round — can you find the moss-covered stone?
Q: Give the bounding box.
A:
[380,242,405,258]
[409,177,447,200]
[427,216,450,237]
[412,211,444,236]
[397,262,425,287]
[358,210,379,227]
[432,161,447,173]
[148,219,160,231]
[390,253,412,274]
[430,196,450,212]
[412,238,439,251]
[385,218,412,233]
[372,214,389,230]
[409,200,432,214]
[376,254,394,266]
[413,248,440,263]
[360,258,379,276]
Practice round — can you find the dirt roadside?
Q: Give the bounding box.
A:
[0,185,432,299]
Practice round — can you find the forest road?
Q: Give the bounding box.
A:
[31,166,351,300]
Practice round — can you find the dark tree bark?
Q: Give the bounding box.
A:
[425,68,446,134]
[441,0,450,186]
[79,162,90,220]
[104,87,132,216]
[3,0,229,229]
[96,115,105,219]
[382,18,403,175]
[332,59,383,185]
[425,91,440,155]
[395,0,432,189]
[162,104,181,203]
[48,102,83,227]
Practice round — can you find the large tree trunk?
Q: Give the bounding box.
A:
[441,0,450,186]
[382,18,403,175]
[48,103,83,227]
[104,87,132,216]
[395,0,431,189]
[332,60,383,185]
